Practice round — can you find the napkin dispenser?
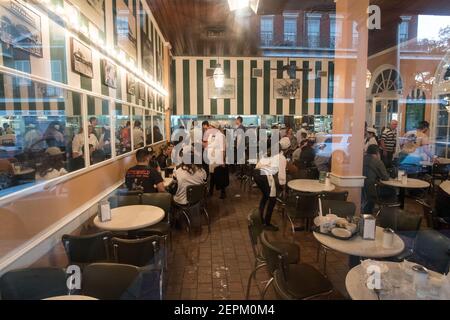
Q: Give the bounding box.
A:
[359,214,376,240]
[98,200,112,222]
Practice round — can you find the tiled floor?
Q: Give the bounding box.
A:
[33,174,428,300]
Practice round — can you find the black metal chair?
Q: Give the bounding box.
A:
[109,194,141,208]
[61,231,112,268]
[431,164,449,190]
[320,191,349,201]
[245,210,300,299]
[112,235,163,268]
[320,200,356,219]
[82,263,162,300]
[259,232,333,300]
[0,267,68,300]
[131,193,172,251]
[408,230,450,274]
[175,183,210,233]
[371,183,401,215]
[281,192,319,235]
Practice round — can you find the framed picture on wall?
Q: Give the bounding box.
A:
[115,0,137,59]
[273,79,301,99]
[148,90,155,108]
[142,37,154,76]
[0,0,43,57]
[70,0,105,31]
[101,59,117,88]
[207,78,235,99]
[70,38,93,78]
[138,83,145,101]
[127,73,136,95]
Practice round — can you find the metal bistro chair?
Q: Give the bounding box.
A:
[175,183,210,233]
[259,232,333,300]
[245,210,300,299]
[109,194,142,208]
[373,183,401,216]
[320,191,349,201]
[112,235,164,269]
[281,192,320,235]
[61,231,112,269]
[0,267,68,300]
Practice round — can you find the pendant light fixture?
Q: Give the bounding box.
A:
[228,0,259,14]
[213,59,225,89]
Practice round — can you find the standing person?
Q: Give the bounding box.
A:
[125,148,165,193]
[43,121,64,148]
[235,116,246,177]
[296,123,309,144]
[363,144,390,214]
[253,137,290,231]
[133,120,144,149]
[379,120,398,168]
[23,124,43,151]
[415,121,434,161]
[120,121,131,152]
[89,117,99,138]
[364,127,378,153]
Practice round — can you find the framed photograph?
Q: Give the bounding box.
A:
[101,59,117,88]
[71,38,93,78]
[127,73,136,95]
[273,79,301,99]
[115,0,137,59]
[0,0,43,57]
[148,90,155,107]
[207,78,235,99]
[138,83,145,101]
[142,37,154,75]
[70,0,105,31]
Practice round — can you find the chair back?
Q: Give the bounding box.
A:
[81,263,141,300]
[287,192,319,218]
[247,209,264,258]
[186,184,207,205]
[62,231,112,265]
[413,230,450,274]
[0,267,67,300]
[377,207,422,235]
[141,193,172,223]
[109,195,142,208]
[259,232,286,275]
[321,200,356,218]
[112,236,162,267]
[320,191,348,201]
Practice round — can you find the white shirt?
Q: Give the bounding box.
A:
[173,167,207,205]
[364,137,378,153]
[204,128,225,168]
[36,168,68,181]
[133,127,144,146]
[72,133,99,157]
[256,152,287,197]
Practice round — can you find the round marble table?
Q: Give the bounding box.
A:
[93,205,164,232]
[381,178,430,209]
[44,295,98,300]
[345,261,449,300]
[313,227,404,259]
[287,179,335,193]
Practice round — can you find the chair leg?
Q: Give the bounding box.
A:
[245,262,267,300]
[182,210,191,234]
[323,246,328,276]
[203,208,211,233]
[287,215,296,238]
[260,277,274,300]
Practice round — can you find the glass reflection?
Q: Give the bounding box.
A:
[115,104,131,155]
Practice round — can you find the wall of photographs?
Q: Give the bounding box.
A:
[0,0,168,198]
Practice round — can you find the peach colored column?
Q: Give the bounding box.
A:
[331,0,369,210]
[163,44,172,142]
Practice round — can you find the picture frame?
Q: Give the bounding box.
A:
[70,0,105,31]
[115,0,137,59]
[127,73,136,95]
[207,78,235,99]
[70,37,93,78]
[273,79,301,99]
[138,83,145,101]
[101,59,117,88]
[0,0,43,57]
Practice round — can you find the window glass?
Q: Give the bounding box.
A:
[87,97,112,165]
[114,103,131,155]
[145,109,153,145]
[284,17,297,46]
[0,73,84,197]
[260,16,273,46]
[153,111,165,143]
[133,107,144,149]
[307,15,321,48]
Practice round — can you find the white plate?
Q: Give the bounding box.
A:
[331,227,352,239]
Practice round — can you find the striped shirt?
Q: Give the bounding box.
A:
[381,128,397,152]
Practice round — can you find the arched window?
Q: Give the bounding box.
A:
[371,69,403,95]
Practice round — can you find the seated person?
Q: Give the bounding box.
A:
[156,143,174,169]
[173,149,207,205]
[125,149,165,193]
[296,139,316,168]
[36,147,67,180]
[314,143,330,172]
[363,144,390,214]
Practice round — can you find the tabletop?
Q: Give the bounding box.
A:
[93,205,164,231]
[287,179,335,193]
[43,295,98,300]
[345,261,449,300]
[313,227,404,258]
[381,178,430,189]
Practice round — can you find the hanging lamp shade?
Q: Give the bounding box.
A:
[213,64,225,88]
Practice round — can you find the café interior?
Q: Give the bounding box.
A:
[0,0,449,300]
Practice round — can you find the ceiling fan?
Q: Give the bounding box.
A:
[271,57,312,78]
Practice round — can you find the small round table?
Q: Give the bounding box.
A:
[44,295,98,300]
[381,179,430,209]
[287,179,335,193]
[93,205,164,232]
[345,261,449,300]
